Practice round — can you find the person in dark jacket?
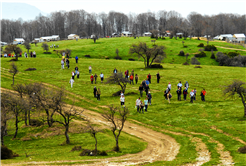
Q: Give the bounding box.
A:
[147,73,151,83]
[183,88,188,101]
[147,92,152,105]
[94,73,98,84]
[93,86,97,97]
[176,87,181,101]
[135,74,138,84]
[145,85,150,96]
[156,72,160,83]
[139,84,143,97]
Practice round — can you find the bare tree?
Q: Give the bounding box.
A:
[223,80,246,117]
[41,43,49,52]
[101,106,129,151]
[4,45,22,61]
[23,40,31,54]
[129,42,166,68]
[105,72,130,93]
[115,48,119,56]
[9,63,19,85]
[191,57,200,65]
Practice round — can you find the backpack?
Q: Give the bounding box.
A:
[169,94,172,98]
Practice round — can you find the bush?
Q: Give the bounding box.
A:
[114,55,122,60]
[98,150,108,156]
[113,146,120,152]
[238,146,246,154]
[183,45,188,48]
[150,33,155,38]
[191,57,201,65]
[112,90,122,96]
[25,68,37,71]
[178,50,185,56]
[71,146,82,152]
[79,149,91,156]
[182,62,189,65]
[204,45,217,51]
[128,58,135,61]
[195,52,206,58]
[162,37,165,40]
[43,52,52,54]
[29,119,44,126]
[85,55,91,58]
[1,145,13,159]
[149,64,163,68]
[197,43,204,47]
[194,66,202,68]
[228,52,239,58]
[210,51,215,59]
[154,55,164,63]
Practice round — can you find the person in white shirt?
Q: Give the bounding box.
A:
[69,77,74,88]
[89,65,92,73]
[190,90,194,103]
[100,73,104,83]
[168,82,171,91]
[120,95,125,107]
[24,52,28,58]
[61,59,64,69]
[136,97,141,113]
[177,81,182,90]
[4,53,7,57]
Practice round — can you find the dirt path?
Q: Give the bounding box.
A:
[216,46,246,52]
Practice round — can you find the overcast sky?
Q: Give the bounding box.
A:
[1,0,246,18]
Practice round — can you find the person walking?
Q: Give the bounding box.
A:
[61,59,64,69]
[139,84,143,97]
[90,74,94,84]
[89,65,92,73]
[72,71,75,79]
[94,73,98,84]
[120,95,125,107]
[33,51,36,58]
[144,98,148,112]
[30,51,33,58]
[69,77,74,88]
[145,79,149,86]
[24,52,28,58]
[66,58,70,69]
[167,91,172,104]
[190,90,195,103]
[125,70,129,79]
[176,87,181,101]
[77,70,80,78]
[183,88,188,101]
[136,97,141,113]
[96,88,101,101]
[142,80,146,89]
[75,55,79,63]
[164,88,169,100]
[130,74,134,85]
[168,82,171,92]
[113,68,117,73]
[135,74,138,84]
[177,81,182,91]
[194,88,197,100]
[147,73,151,83]
[185,81,189,90]
[131,70,134,77]
[93,86,97,98]
[140,101,144,113]
[145,85,150,96]
[201,89,206,101]
[75,66,78,75]
[147,91,152,105]
[100,73,104,83]
[156,72,160,83]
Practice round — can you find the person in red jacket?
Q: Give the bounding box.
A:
[130,74,134,85]
[90,74,94,84]
[147,73,151,83]
[201,89,206,101]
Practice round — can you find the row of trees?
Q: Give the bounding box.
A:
[1,10,245,42]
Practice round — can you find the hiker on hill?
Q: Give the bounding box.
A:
[96,88,101,101]
[135,74,138,84]
[194,88,197,100]
[145,85,150,96]
[140,101,145,113]
[142,80,146,89]
[75,66,78,75]
[77,70,80,78]
[201,89,206,101]
[147,91,152,105]
[89,65,92,74]
[164,88,169,100]
[130,74,134,85]
[125,70,129,79]
[93,86,97,97]
[71,71,75,79]
[183,88,188,101]
[75,55,79,63]
[177,81,182,91]
[139,84,144,97]
[176,87,181,101]
[190,90,195,103]
[156,72,160,83]
[100,73,104,83]
[61,59,64,69]
[69,77,74,88]
[113,68,117,73]
[144,97,148,112]
[167,91,172,104]
[185,81,189,90]
[145,79,150,86]
[168,82,171,92]
[120,95,125,107]
[94,73,98,84]
[136,97,141,113]
[147,73,151,83]
[66,58,70,69]
[90,74,94,84]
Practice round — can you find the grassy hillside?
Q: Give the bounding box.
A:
[5,37,246,66]
[1,56,246,165]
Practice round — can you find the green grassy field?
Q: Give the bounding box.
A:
[1,37,246,165]
[5,37,246,66]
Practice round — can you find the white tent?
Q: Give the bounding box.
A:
[143,32,152,36]
[68,34,79,39]
[218,34,233,41]
[233,34,245,42]
[13,38,25,44]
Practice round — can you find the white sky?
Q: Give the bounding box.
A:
[1,0,246,17]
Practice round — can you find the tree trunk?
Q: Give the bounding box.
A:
[12,75,15,85]
[65,125,70,144]
[1,126,5,146]
[146,58,150,68]
[25,110,28,126]
[244,106,246,117]
[15,54,18,61]
[28,109,31,125]
[13,114,18,138]
[93,133,97,156]
[115,138,119,151]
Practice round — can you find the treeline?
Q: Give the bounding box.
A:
[1,10,246,42]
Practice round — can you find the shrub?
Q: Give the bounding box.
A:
[210,51,215,59]
[79,149,91,156]
[98,150,108,156]
[204,45,217,51]
[25,68,37,71]
[195,52,206,58]
[85,55,91,58]
[238,146,246,154]
[191,57,201,65]
[1,146,13,159]
[114,55,122,60]
[154,55,164,63]
[183,45,188,48]
[113,146,120,152]
[183,62,189,65]
[178,50,185,56]
[43,52,52,54]
[29,119,44,126]
[197,43,204,47]
[149,64,163,68]
[194,66,202,68]
[228,52,239,58]
[128,58,135,61]
[112,90,122,96]
[150,33,155,38]
[71,146,82,152]
[162,37,165,40]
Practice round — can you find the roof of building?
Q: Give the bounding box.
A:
[122,31,132,34]
[68,34,79,37]
[219,34,233,37]
[233,34,245,38]
[14,38,24,41]
[144,32,152,34]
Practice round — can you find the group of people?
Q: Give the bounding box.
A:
[3,51,36,58]
[93,86,101,100]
